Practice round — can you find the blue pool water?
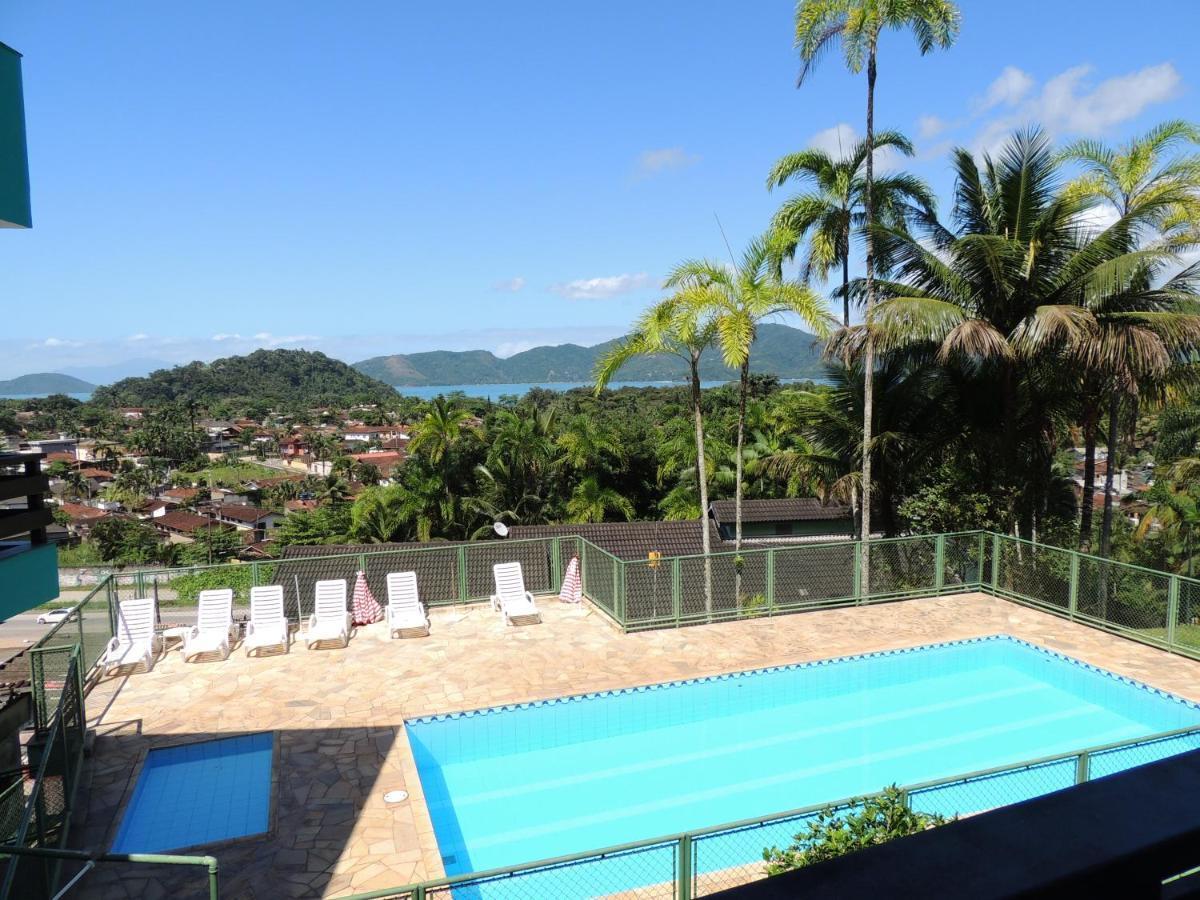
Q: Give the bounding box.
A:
[408,636,1200,877]
[112,732,273,853]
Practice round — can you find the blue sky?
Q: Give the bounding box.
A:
[3,0,1199,378]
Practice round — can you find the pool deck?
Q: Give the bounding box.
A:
[72,591,1200,898]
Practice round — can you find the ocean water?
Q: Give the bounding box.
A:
[408,636,1200,878]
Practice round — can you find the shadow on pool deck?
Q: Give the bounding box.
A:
[70,724,404,899]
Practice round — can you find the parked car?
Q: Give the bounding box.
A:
[36,608,71,625]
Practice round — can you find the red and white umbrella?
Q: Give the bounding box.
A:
[351,570,384,625]
[558,556,582,604]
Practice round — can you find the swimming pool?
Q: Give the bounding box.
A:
[407,636,1200,876]
[112,732,274,853]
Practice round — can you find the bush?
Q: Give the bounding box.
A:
[169,563,276,604]
[763,786,950,875]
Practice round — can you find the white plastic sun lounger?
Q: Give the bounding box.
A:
[182,589,234,662]
[303,579,351,649]
[102,597,160,675]
[386,571,430,638]
[490,562,542,626]
[245,585,290,656]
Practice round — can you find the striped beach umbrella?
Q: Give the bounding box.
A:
[558,556,582,604]
[351,570,384,625]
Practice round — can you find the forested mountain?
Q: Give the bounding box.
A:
[354,323,826,386]
[0,373,95,395]
[91,349,398,407]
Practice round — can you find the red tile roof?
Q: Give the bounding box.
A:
[59,502,109,522]
[154,510,217,534]
[213,505,276,524]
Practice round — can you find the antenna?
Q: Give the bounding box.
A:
[713,213,737,267]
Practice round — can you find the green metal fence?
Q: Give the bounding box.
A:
[0,645,86,899]
[340,723,1200,900]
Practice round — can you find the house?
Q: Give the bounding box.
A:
[78,467,116,495]
[153,510,218,543]
[507,520,724,560]
[343,425,405,443]
[57,501,112,537]
[136,498,177,520]
[162,486,202,504]
[278,435,309,458]
[118,407,146,420]
[707,498,854,542]
[74,440,122,463]
[209,504,283,540]
[24,435,78,457]
[211,486,253,506]
[285,499,319,514]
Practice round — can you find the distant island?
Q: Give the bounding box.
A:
[90,349,398,407]
[0,372,96,395]
[354,323,826,387]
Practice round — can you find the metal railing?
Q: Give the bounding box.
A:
[339,723,1200,899]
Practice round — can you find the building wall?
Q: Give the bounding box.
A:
[0,43,31,229]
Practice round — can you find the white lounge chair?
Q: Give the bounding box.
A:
[245,585,290,656]
[182,589,234,662]
[102,597,160,675]
[303,579,351,649]
[490,562,542,626]
[386,571,430,638]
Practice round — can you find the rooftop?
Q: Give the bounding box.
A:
[74,591,1200,898]
[708,497,852,524]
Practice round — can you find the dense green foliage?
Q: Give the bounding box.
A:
[353,324,826,386]
[763,786,949,874]
[92,349,398,409]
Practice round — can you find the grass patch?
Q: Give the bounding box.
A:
[176,463,284,488]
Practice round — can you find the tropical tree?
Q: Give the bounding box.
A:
[597,295,720,611]
[350,485,410,543]
[1135,479,1200,577]
[839,129,1200,542]
[669,227,832,599]
[767,130,935,325]
[795,0,960,586]
[1061,120,1200,553]
[566,475,635,523]
[557,414,625,472]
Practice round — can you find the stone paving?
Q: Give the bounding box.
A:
[70,592,1200,898]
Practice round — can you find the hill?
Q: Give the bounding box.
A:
[91,349,399,408]
[355,323,827,386]
[0,373,96,396]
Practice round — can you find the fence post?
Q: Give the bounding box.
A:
[989,533,1001,593]
[550,538,562,589]
[251,562,261,588]
[934,534,946,593]
[456,545,468,603]
[1167,575,1181,647]
[1075,751,1090,784]
[672,557,682,627]
[613,558,624,625]
[677,834,692,900]
[412,885,425,900]
[1068,553,1080,621]
[135,571,146,597]
[853,541,863,604]
[975,531,986,587]
[766,549,776,610]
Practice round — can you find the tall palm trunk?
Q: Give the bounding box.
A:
[859,46,878,595]
[690,352,713,615]
[1079,398,1097,552]
[734,358,750,605]
[841,244,851,327]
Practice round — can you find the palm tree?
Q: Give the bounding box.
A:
[597,295,720,612]
[766,130,935,325]
[410,397,476,465]
[669,227,832,599]
[566,475,635,524]
[1061,120,1200,553]
[350,485,410,543]
[842,129,1200,541]
[795,0,960,588]
[557,414,625,472]
[1135,481,1200,578]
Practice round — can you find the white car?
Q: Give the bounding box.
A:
[36,608,72,625]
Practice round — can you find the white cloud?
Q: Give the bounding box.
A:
[211,333,244,341]
[550,273,655,300]
[807,123,900,172]
[917,115,948,140]
[252,332,318,347]
[972,62,1183,153]
[39,337,82,348]
[635,147,699,178]
[491,276,527,293]
[126,333,150,342]
[976,66,1035,112]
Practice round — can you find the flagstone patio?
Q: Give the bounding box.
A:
[71,591,1200,898]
